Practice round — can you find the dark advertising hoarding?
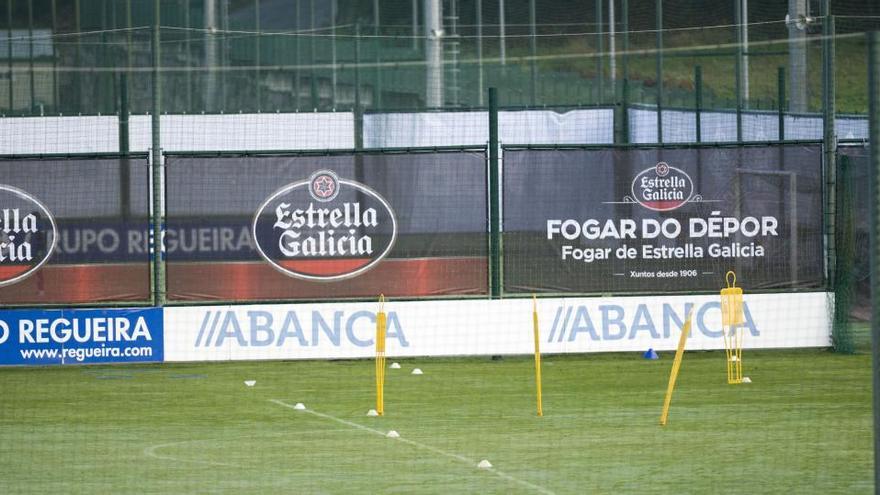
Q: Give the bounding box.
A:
[502,144,824,293]
[165,151,488,301]
[0,157,151,304]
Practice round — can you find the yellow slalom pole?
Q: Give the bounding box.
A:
[376,294,387,416]
[533,294,543,417]
[659,311,694,426]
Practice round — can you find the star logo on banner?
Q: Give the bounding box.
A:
[313,175,336,198]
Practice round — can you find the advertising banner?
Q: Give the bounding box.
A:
[165,151,488,301]
[0,307,163,366]
[502,144,824,293]
[163,292,830,362]
[0,156,151,304]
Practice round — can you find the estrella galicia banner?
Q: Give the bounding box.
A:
[0,307,163,366]
[0,156,151,304]
[502,144,824,293]
[165,151,488,301]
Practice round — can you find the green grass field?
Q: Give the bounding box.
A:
[0,348,872,494]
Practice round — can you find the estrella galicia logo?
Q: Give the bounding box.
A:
[0,185,57,287]
[627,162,698,212]
[309,170,340,202]
[252,170,397,282]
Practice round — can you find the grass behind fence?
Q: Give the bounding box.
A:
[0,347,871,494]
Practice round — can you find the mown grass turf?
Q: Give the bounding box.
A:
[0,348,872,494]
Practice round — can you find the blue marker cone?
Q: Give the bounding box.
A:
[643,348,659,360]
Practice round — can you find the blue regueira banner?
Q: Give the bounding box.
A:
[0,308,163,366]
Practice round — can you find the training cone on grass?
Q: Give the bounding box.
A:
[244,380,256,387]
[293,403,306,410]
[411,368,423,375]
[643,348,659,360]
[477,460,492,469]
[367,409,379,417]
[742,377,752,383]
[390,362,401,369]
[386,430,400,438]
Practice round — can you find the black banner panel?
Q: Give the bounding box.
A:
[503,145,824,293]
[0,156,151,304]
[165,151,488,301]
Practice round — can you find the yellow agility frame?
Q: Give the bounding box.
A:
[720,271,744,385]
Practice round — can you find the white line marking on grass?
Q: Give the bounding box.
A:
[270,399,555,495]
[144,440,237,467]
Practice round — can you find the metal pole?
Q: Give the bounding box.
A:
[151,0,165,305]
[742,0,749,102]
[183,0,191,112]
[412,0,418,51]
[609,0,616,83]
[354,23,362,147]
[374,0,381,109]
[778,66,786,141]
[788,0,808,113]
[309,0,317,108]
[735,0,743,141]
[255,0,261,111]
[221,0,229,110]
[100,0,107,114]
[27,0,33,113]
[51,0,58,112]
[824,12,837,303]
[655,0,662,143]
[529,0,536,105]
[6,0,13,113]
[294,0,300,110]
[695,65,702,143]
[477,0,484,106]
[118,72,130,219]
[488,87,501,298]
[867,30,880,495]
[126,0,132,76]
[331,0,337,108]
[424,0,443,108]
[499,0,506,66]
[596,0,603,103]
[615,0,629,144]
[75,0,81,113]
[204,0,218,111]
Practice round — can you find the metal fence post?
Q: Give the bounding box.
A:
[655,0,662,143]
[119,72,130,219]
[778,66,785,141]
[354,23,363,149]
[695,65,702,143]
[488,87,501,298]
[824,14,837,300]
[867,29,880,495]
[151,0,165,306]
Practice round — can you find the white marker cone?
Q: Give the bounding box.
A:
[477,459,492,469]
[367,409,379,417]
[293,403,306,410]
[244,380,256,387]
[386,430,400,438]
[390,362,401,369]
[742,377,752,384]
[411,368,423,375]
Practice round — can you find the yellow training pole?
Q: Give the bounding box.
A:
[659,311,694,426]
[376,294,387,416]
[533,294,543,417]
